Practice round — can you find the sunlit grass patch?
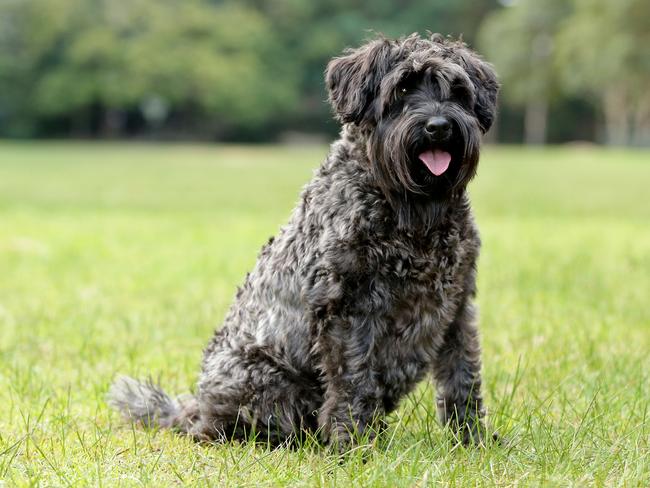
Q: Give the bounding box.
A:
[0,142,648,486]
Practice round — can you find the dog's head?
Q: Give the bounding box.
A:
[326,33,499,200]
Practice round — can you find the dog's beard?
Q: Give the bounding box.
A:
[366,105,481,229]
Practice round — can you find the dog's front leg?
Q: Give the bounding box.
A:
[432,298,489,445]
[316,320,384,451]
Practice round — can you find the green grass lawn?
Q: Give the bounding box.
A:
[1,141,649,486]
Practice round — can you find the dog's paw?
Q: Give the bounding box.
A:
[452,422,502,448]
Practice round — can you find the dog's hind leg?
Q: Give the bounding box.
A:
[191,347,323,445]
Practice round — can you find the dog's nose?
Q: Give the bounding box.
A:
[424,117,451,138]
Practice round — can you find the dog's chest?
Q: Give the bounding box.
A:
[361,225,475,393]
[374,224,470,316]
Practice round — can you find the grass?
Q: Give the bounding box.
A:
[0,141,649,486]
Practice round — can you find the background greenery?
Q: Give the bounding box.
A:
[1,142,649,485]
[1,0,648,144]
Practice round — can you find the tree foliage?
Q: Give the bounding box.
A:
[478,0,571,144]
[479,0,650,145]
[0,0,297,136]
[0,0,647,144]
[555,0,650,145]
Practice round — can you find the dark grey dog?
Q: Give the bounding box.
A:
[109,33,499,448]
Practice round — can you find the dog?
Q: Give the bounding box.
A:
[109,33,499,448]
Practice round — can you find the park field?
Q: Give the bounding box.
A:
[0,142,649,486]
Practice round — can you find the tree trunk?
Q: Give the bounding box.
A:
[524,98,548,145]
[632,96,650,147]
[603,89,630,146]
[101,108,126,138]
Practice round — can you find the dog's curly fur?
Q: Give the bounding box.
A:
[109,33,499,448]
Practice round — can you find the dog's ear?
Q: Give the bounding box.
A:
[472,60,499,133]
[450,46,499,133]
[325,39,394,125]
[465,56,499,133]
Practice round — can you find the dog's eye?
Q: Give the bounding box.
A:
[400,87,408,95]
[451,85,464,97]
[451,83,472,104]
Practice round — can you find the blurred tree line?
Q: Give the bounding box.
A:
[0,0,648,145]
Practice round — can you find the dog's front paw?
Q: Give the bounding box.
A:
[325,424,362,453]
[455,421,502,447]
[324,419,383,455]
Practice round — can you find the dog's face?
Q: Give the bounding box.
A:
[326,34,499,201]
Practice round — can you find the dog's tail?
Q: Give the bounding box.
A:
[108,376,199,433]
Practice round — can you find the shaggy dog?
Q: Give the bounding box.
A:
[109,33,499,448]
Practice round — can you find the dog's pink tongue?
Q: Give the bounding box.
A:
[419,149,451,176]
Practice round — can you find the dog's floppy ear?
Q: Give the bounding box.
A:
[325,38,394,125]
[472,60,499,133]
[450,45,500,133]
[465,56,499,134]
